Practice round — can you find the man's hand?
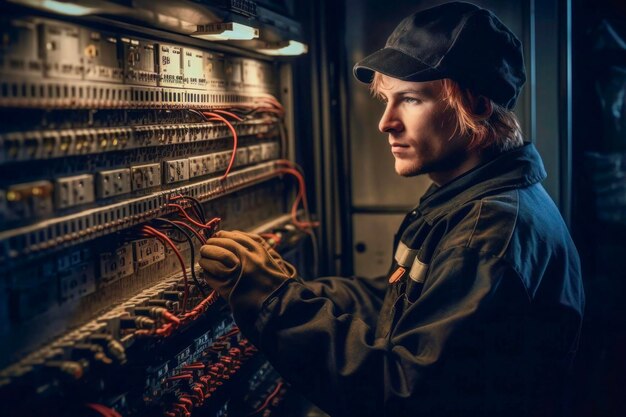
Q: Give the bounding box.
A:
[199,230,297,302]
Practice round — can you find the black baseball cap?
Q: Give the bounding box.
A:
[353,1,526,109]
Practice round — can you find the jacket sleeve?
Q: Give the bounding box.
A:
[227,246,534,417]
[296,274,388,328]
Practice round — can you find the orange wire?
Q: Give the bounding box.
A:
[203,112,238,180]
[246,167,318,229]
[274,160,318,228]
[280,167,318,229]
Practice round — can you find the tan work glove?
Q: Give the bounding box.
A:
[246,233,297,279]
[199,230,297,304]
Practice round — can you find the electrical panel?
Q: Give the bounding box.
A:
[0,3,307,417]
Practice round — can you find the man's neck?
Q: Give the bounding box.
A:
[428,149,490,187]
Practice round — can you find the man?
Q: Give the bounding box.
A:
[199,2,585,416]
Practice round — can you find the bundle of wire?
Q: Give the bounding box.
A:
[131,198,222,334]
[192,93,287,171]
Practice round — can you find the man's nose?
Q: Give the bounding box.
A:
[378,105,403,134]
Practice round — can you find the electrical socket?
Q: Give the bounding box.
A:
[58,262,96,302]
[213,151,231,172]
[188,155,203,178]
[261,142,279,161]
[100,242,135,285]
[97,168,131,198]
[247,144,263,164]
[163,158,189,184]
[130,163,161,191]
[189,154,214,178]
[5,180,54,219]
[133,238,165,269]
[235,147,249,167]
[55,174,95,209]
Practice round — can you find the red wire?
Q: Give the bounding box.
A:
[165,373,193,383]
[161,310,181,325]
[213,109,244,121]
[168,204,220,239]
[205,217,221,230]
[224,327,241,337]
[86,403,122,417]
[178,397,194,408]
[203,112,238,180]
[247,382,284,416]
[247,167,316,229]
[173,403,190,416]
[180,290,218,322]
[168,204,214,230]
[182,364,205,370]
[272,160,319,228]
[172,220,207,244]
[169,195,203,222]
[279,168,318,229]
[143,226,189,313]
[193,385,205,401]
[259,232,281,246]
[155,323,174,337]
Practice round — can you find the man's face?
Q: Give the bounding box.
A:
[375,75,470,182]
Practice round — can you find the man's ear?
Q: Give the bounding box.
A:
[470,94,493,119]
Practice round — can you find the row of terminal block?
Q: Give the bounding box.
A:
[0,143,280,223]
[0,119,275,163]
[0,79,269,109]
[0,161,280,263]
[0,16,275,91]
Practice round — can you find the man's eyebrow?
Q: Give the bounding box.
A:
[394,88,432,96]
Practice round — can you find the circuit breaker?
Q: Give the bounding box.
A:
[0,2,309,416]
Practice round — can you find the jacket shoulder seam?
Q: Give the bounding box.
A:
[496,189,519,258]
[466,199,484,248]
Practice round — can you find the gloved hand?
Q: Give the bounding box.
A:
[246,233,297,279]
[199,230,297,304]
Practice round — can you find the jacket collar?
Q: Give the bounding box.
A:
[417,143,547,225]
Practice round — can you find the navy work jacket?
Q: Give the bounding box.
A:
[228,143,585,417]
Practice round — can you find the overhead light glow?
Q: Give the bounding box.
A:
[41,0,96,15]
[259,40,308,56]
[192,22,259,41]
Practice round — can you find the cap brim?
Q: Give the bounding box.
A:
[353,47,443,83]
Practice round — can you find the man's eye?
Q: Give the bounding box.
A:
[403,97,421,104]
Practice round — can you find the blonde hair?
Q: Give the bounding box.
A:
[370,72,524,152]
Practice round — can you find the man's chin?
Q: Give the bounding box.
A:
[395,162,425,177]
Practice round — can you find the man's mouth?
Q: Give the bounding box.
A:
[390,142,410,155]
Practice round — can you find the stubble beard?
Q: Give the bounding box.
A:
[394,147,469,179]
